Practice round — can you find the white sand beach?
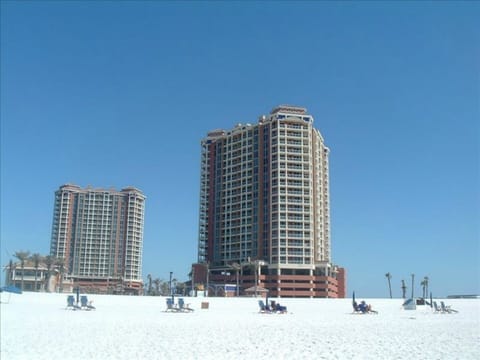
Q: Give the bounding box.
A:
[1,292,479,360]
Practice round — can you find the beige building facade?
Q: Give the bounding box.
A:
[50,184,146,294]
[197,105,345,298]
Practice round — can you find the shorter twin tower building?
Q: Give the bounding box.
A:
[50,184,146,294]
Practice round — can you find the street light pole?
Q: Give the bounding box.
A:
[169,271,173,303]
[411,273,415,299]
[236,269,239,297]
[222,271,231,297]
[206,262,209,297]
[191,267,195,297]
[253,260,266,297]
[254,261,258,298]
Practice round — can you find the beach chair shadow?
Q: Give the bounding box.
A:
[66,295,81,310]
[178,298,194,312]
[441,301,458,313]
[80,295,96,310]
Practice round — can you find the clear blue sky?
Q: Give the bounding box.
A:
[1,1,478,298]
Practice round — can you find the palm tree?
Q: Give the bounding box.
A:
[230,262,241,296]
[153,278,161,295]
[176,281,186,296]
[55,258,66,293]
[172,277,178,296]
[420,279,426,298]
[188,269,194,296]
[14,251,30,291]
[7,260,15,286]
[411,273,415,299]
[401,280,407,299]
[31,253,43,292]
[385,272,392,298]
[44,255,55,292]
[160,280,169,296]
[147,274,152,295]
[424,276,429,298]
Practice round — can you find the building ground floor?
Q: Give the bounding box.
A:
[191,262,346,298]
[63,276,144,295]
[4,265,143,295]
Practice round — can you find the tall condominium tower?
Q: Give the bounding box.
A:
[197,105,344,298]
[50,184,146,294]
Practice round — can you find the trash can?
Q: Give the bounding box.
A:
[201,302,209,309]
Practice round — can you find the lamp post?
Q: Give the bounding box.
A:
[254,262,258,298]
[234,264,240,297]
[221,271,231,297]
[191,267,195,297]
[385,272,392,299]
[229,262,241,297]
[253,260,266,297]
[411,273,415,299]
[236,270,239,297]
[206,262,210,297]
[169,271,173,303]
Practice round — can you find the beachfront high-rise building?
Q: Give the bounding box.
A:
[50,184,146,294]
[195,105,345,298]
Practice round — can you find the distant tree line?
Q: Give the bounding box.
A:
[6,250,192,296]
[385,272,430,299]
[144,273,189,296]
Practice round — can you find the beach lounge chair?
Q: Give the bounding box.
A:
[441,301,458,313]
[66,295,80,310]
[433,301,442,313]
[352,300,376,314]
[258,300,271,313]
[66,295,75,309]
[268,300,287,313]
[402,298,417,310]
[80,296,95,310]
[178,298,194,312]
[165,298,178,312]
[352,301,363,314]
[274,302,288,313]
[352,292,369,314]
